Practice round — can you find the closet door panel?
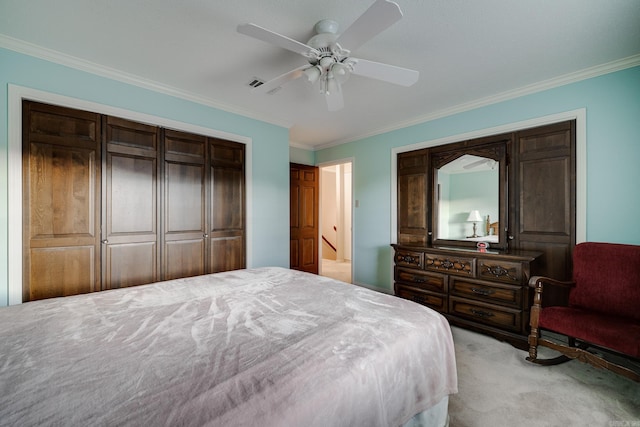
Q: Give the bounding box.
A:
[103,117,159,289]
[104,242,157,288]
[166,162,205,232]
[210,237,243,273]
[28,143,98,237]
[163,130,207,279]
[23,101,101,301]
[209,140,245,272]
[29,246,96,300]
[109,155,155,233]
[211,168,244,231]
[165,240,206,280]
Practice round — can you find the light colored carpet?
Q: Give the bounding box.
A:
[448,326,640,427]
[321,258,352,283]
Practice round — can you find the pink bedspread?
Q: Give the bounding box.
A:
[0,267,457,426]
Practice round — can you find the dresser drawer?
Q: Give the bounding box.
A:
[424,254,475,277]
[449,297,522,332]
[395,285,447,312]
[394,249,424,269]
[395,268,447,293]
[450,278,522,308]
[477,259,523,284]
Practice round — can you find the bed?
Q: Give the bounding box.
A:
[0,267,457,426]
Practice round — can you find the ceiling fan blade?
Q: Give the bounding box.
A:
[237,23,319,58]
[325,83,344,111]
[350,58,419,86]
[336,0,403,52]
[253,65,309,94]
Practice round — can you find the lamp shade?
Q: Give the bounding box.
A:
[467,210,482,222]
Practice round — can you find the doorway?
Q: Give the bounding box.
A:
[319,161,353,283]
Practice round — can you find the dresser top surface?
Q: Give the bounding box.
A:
[392,243,542,262]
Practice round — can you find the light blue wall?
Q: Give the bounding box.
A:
[316,66,640,293]
[290,146,315,165]
[0,48,291,306]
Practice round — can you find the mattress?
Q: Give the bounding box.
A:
[0,267,457,426]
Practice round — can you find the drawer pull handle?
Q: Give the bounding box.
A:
[471,287,495,296]
[398,255,418,264]
[412,275,426,283]
[483,265,517,281]
[470,308,495,318]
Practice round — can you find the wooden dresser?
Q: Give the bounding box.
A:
[392,244,541,348]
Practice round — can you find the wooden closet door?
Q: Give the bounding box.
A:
[22,101,101,301]
[512,120,576,281]
[290,163,319,274]
[103,117,159,289]
[209,139,245,273]
[397,149,430,245]
[163,129,207,280]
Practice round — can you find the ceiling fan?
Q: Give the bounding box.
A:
[237,0,419,111]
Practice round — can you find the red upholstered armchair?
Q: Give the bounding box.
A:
[527,242,640,381]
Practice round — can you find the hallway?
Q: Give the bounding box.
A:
[321,259,351,283]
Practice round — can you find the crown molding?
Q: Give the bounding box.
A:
[3,34,638,152]
[312,53,640,151]
[0,34,293,129]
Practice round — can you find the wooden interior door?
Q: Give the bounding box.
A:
[22,101,102,301]
[162,129,207,280]
[209,139,245,273]
[103,116,159,289]
[290,163,319,274]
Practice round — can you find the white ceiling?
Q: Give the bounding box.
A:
[1,1,639,150]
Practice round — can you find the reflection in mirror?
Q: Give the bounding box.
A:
[436,154,499,243]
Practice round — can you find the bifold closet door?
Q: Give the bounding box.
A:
[22,101,102,301]
[102,117,159,289]
[24,101,246,300]
[163,129,208,280]
[209,139,245,273]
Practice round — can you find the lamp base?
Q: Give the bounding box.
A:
[467,222,480,238]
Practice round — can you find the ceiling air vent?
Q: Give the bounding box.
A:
[248,78,264,88]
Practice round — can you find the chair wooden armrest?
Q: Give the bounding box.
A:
[527,275,576,362]
[528,275,575,290]
[529,275,574,309]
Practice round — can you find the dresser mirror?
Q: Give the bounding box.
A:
[431,140,507,249]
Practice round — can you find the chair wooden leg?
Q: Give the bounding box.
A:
[527,285,542,362]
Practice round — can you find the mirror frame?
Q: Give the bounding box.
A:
[430,139,509,249]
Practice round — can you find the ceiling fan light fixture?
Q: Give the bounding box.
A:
[331,62,352,84]
[237,0,417,111]
[304,66,322,83]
